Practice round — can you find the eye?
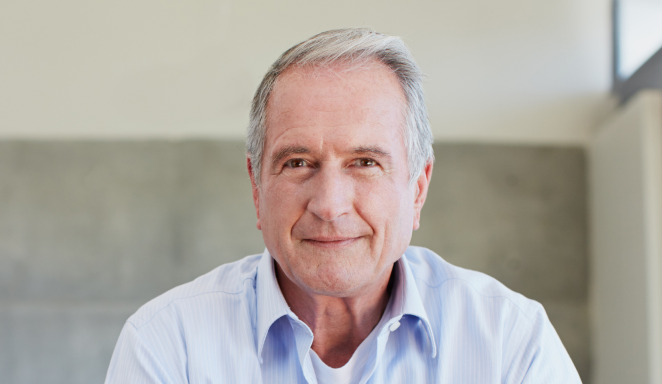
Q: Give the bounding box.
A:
[357,158,377,167]
[285,158,307,168]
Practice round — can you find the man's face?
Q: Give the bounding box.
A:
[249,60,431,297]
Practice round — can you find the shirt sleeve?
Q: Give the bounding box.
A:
[105,321,181,384]
[503,304,583,384]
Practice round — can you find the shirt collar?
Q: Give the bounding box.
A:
[256,248,292,364]
[396,253,437,358]
[255,249,438,362]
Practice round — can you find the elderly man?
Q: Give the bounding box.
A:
[106,29,581,383]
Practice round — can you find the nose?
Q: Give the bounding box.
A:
[306,166,353,221]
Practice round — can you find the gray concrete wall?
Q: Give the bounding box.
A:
[0,141,589,383]
[413,144,589,380]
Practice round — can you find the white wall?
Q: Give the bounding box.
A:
[590,90,662,384]
[0,0,610,143]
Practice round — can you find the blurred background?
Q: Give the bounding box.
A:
[1,0,662,383]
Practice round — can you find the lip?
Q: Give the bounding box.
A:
[302,236,361,248]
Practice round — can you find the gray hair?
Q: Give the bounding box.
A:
[246,28,434,186]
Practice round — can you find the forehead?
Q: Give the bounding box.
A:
[264,60,407,154]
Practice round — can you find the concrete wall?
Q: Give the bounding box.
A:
[0,141,589,383]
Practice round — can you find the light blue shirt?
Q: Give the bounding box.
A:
[105,246,581,383]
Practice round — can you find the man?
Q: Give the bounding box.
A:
[106,28,581,383]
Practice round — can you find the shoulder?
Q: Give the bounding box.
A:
[106,254,264,383]
[404,245,541,321]
[127,253,262,329]
[404,246,580,382]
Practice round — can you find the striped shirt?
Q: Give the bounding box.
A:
[105,246,581,383]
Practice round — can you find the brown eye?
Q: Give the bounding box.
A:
[286,159,306,168]
[358,158,376,167]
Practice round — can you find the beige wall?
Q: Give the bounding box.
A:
[590,91,662,384]
[0,0,610,143]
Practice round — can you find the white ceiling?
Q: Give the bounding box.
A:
[0,0,611,144]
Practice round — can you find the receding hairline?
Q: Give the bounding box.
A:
[262,58,409,148]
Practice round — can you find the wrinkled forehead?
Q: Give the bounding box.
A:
[264,59,407,137]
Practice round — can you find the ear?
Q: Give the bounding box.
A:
[247,156,262,230]
[412,161,433,230]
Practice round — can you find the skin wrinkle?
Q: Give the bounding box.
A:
[248,59,432,368]
[270,145,393,178]
[270,146,310,173]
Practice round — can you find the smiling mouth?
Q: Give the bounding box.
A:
[302,237,362,248]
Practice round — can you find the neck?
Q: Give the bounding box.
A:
[275,262,394,368]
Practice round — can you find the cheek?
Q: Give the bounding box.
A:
[353,181,414,230]
[260,182,308,229]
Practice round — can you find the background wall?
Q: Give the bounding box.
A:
[0,141,589,383]
[0,0,610,143]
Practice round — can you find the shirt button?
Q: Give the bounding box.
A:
[389,321,401,332]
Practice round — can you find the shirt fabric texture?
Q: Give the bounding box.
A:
[105,246,582,383]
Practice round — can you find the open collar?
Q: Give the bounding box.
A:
[255,250,437,362]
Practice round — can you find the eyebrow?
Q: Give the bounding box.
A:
[352,146,391,159]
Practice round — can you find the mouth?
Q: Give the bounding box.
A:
[301,236,362,249]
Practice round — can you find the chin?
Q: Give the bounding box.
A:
[292,263,365,297]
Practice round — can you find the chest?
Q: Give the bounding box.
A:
[184,319,504,384]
